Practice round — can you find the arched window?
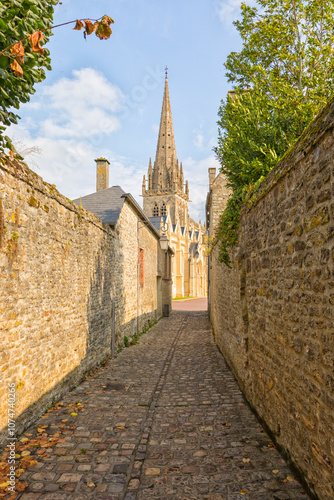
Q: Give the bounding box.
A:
[161,202,167,216]
[153,203,159,217]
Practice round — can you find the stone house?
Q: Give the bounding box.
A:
[73,158,173,338]
[141,72,208,298]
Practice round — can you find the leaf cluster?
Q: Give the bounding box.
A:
[0,0,58,154]
[215,0,334,265]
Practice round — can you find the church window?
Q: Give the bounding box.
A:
[153,203,159,216]
[161,202,167,216]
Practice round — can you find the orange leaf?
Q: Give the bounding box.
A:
[84,20,94,35]
[102,15,114,25]
[15,482,28,492]
[11,41,25,64]
[73,20,84,31]
[10,59,23,77]
[94,15,113,40]
[29,31,45,55]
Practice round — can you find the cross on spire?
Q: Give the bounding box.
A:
[165,65,168,78]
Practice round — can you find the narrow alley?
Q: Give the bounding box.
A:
[9,310,309,500]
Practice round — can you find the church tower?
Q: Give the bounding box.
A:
[142,69,189,226]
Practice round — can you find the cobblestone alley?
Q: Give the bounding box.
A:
[6,311,310,500]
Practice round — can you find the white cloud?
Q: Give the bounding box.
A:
[7,68,146,203]
[193,133,204,150]
[36,68,123,140]
[214,0,257,25]
[183,154,221,223]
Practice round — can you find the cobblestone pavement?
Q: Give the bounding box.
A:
[10,312,310,500]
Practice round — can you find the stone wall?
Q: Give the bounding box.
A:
[0,157,141,446]
[118,200,160,334]
[209,97,334,500]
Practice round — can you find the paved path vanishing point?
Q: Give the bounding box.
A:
[172,298,207,311]
[3,311,310,500]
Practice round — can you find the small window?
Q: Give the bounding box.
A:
[161,202,167,216]
[153,203,159,217]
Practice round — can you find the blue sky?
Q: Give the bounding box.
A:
[9,0,251,221]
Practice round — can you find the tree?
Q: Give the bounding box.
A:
[0,0,58,154]
[215,0,334,192]
[214,0,334,265]
[0,0,114,156]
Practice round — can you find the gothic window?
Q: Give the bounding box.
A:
[161,202,167,217]
[153,203,159,217]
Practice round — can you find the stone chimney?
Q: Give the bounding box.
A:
[208,168,216,190]
[95,158,110,191]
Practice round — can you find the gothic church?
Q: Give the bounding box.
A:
[142,72,207,298]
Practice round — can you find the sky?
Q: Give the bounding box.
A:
[8,0,251,222]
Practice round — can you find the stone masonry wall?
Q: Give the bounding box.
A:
[0,157,124,447]
[117,201,159,337]
[210,97,334,500]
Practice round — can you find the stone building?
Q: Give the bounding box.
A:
[141,72,207,298]
[73,158,173,333]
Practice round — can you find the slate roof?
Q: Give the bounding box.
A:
[73,186,126,225]
[148,216,167,232]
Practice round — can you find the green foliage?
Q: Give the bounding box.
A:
[123,336,129,348]
[0,0,58,155]
[216,191,242,267]
[215,0,334,265]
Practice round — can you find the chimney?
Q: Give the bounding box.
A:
[208,167,216,189]
[95,158,110,191]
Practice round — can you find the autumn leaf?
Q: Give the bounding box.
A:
[73,19,84,31]
[95,15,113,40]
[11,41,25,64]
[10,59,23,77]
[240,490,248,495]
[102,15,114,25]
[29,31,45,55]
[84,20,94,35]
[15,482,28,491]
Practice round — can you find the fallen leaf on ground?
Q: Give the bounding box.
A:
[242,458,250,463]
[240,490,248,495]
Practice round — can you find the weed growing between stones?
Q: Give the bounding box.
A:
[117,320,158,354]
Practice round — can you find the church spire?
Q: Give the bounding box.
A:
[143,69,189,203]
[153,70,178,188]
